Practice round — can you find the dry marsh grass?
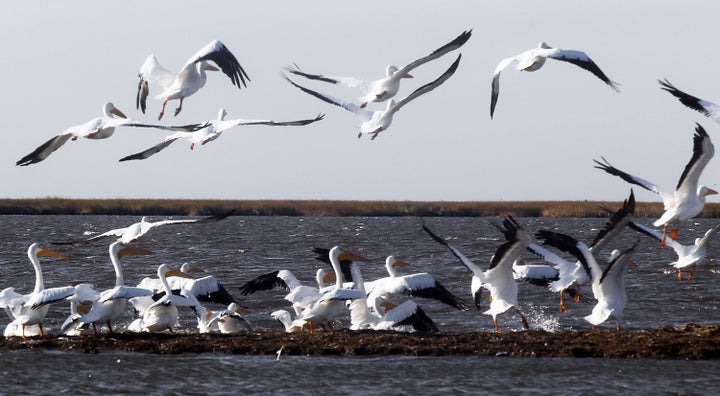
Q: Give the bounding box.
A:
[2,198,716,218]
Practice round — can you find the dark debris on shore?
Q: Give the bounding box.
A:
[3,324,720,359]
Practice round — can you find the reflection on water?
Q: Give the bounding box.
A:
[1,215,720,392]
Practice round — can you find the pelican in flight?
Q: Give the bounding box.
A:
[0,243,74,338]
[285,30,471,108]
[77,242,154,334]
[594,124,716,247]
[629,220,720,281]
[535,230,639,331]
[119,109,324,161]
[491,42,620,118]
[15,102,199,166]
[137,40,250,120]
[52,213,229,246]
[528,190,636,312]
[659,79,720,125]
[422,217,532,332]
[284,54,462,140]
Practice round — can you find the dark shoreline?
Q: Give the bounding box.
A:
[1,198,713,218]
[4,324,720,359]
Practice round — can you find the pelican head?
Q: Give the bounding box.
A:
[317,268,334,285]
[387,255,409,268]
[200,61,219,72]
[538,42,552,49]
[103,102,127,119]
[180,262,206,273]
[386,65,413,79]
[29,243,68,260]
[700,186,718,198]
[330,246,372,264]
[217,108,228,121]
[608,249,621,261]
[158,264,194,279]
[228,302,250,315]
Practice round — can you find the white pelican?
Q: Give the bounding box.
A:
[348,264,438,332]
[1,288,43,337]
[285,30,471,108]
[529,190,636,312]
[481,217,533,332]
[311,246,366,284]
[422,217,532,332]
[491,42,620,118]
[119,109,324,161]
[137,40,250,120]
[535,230,639,331]
[137,263,239,307]
[511,258,560,286]
[202,303,253,333]
[129,264,196,332]
[15,103,199,166]
[594,124,716,246]
[53,213,230,245]
[60,283,100,336]
[2,243,75,338]
[659,79,720,125]
[239,268,331,316]
[364,255,466,314]
[271,309,304,333]
[629,220,720,281]
[78,242,154,334]
[284,54,462,140]
[295,246,369,334]
[420,219,486,311]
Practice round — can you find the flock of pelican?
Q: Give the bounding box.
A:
[6,32,720,336]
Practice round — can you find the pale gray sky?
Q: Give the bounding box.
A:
[3,1,720,202]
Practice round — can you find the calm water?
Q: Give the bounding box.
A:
[1,215,720,393]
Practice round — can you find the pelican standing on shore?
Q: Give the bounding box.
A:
[1,243,74,338]
[129,264,196,333]
[77,242,154,334]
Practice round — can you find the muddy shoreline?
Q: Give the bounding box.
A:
[3,324,720,359]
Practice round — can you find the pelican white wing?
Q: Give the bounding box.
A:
[284,53,461,140]
[53,213,229,245]
[119,112,324,161]
[491,42,619,118]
